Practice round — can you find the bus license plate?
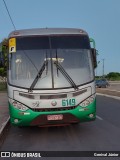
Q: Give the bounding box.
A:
[47,115,63,121]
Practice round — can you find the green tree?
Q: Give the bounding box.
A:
[0,38,8,77]
[106,72,120,80]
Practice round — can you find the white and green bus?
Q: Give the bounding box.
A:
[5,28,97,126]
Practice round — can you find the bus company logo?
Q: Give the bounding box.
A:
[1,152,10,157]
[51,100,57,106]
[32,101,40,108]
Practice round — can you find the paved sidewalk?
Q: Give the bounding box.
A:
[0,92,9,136]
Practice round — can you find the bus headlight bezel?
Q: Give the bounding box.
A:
[80,94,95,108]
[9,98,29,111]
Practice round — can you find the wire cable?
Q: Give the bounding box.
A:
[2,0,16,30]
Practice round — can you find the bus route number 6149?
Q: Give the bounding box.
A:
[62,98,76,107]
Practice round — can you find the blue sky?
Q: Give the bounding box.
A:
[0,0,120,75]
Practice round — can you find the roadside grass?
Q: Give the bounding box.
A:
[108,77,120,81]
[95,76,120,81]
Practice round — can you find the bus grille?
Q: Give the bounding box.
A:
[30,113,80,126]
[30,106,77,112]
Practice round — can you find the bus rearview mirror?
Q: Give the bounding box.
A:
[91,48,97,68]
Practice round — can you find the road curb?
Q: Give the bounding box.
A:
[97,93,120,100]
[0,117,10,145]
[0,117,10,135]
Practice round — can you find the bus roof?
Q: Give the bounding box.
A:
[8,28,88,38]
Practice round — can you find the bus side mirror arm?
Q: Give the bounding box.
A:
[90,38,97,68]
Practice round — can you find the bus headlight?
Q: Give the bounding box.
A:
[80,94,95,108]
[9,99,29,111]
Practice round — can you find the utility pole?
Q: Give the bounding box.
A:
[95,61,100,77]
[102,59,105,78]
[95,50,99,77]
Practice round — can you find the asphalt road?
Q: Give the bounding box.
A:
[0,95,120,160]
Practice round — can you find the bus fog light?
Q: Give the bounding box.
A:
[89,114,94,118]
[14,119,19,123]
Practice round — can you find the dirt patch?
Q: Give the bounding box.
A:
[96,88,120,97]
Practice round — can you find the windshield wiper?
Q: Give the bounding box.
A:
[54,61,78,90]
[56,50,59,76]
[29,60,48,92]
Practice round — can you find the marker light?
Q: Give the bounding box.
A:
[13,32,19,35]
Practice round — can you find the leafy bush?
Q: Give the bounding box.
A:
[0,67,6,77]
[106,72,120,80]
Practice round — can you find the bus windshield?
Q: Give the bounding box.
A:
[8,35,94,89]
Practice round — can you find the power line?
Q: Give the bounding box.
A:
[2,0,16,30]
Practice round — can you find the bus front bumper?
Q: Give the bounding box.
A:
[9,100,96,127]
